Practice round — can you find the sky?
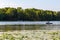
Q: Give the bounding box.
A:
[0,0,60,11]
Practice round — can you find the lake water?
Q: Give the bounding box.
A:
[0,21,60,30]
[0,21,60,25]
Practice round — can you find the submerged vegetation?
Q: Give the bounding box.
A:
[0,7,60,21]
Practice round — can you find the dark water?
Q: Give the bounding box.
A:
[22,25,60,30]
[0,25,60,31]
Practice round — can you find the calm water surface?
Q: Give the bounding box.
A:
[0,21,60,25]
[0,21,60,30]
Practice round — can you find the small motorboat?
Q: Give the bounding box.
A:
[46,21,53,24]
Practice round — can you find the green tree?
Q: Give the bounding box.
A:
[6,8,17,21]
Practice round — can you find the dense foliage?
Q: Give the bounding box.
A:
[0,7,60,21]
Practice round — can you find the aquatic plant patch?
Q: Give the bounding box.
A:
[0,30,60,40]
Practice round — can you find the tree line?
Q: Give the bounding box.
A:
[0,7,60,21]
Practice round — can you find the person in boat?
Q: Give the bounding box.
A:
[46,21,52,24]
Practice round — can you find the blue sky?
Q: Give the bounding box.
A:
[0,0,60,11]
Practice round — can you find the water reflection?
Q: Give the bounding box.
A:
[24,25,60,30]
[0,21,60,31]
[0,24,60,31]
